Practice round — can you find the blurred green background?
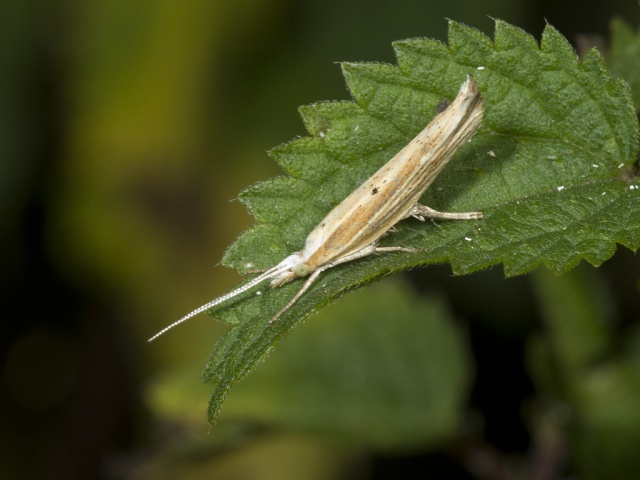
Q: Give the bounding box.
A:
[2,1,640,479]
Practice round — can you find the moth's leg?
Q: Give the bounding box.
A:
[375,246,414,253]
[269,267,325,323]
[268,244,413,324]
[269,245,378,323]
[408,203,482,221]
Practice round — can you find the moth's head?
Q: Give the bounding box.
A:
[269,252,312,286]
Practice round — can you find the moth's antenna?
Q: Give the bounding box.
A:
[148,264,287,342]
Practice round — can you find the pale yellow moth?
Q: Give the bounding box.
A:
[149,75,484,341]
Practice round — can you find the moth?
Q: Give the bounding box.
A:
[149,75,484,341]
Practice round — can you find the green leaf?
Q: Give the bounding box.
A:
[527,266,613,390]
[608,18,640,110]
[202,19,640,426]
[218,278,471,449]
[527,267,640,480]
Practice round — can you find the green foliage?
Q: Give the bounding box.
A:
[220,279,471,450]
[201,19,639,426]
[528,267,640,480]
[609,18,640,109]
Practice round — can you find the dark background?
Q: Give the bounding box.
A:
[2,1,639,479]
